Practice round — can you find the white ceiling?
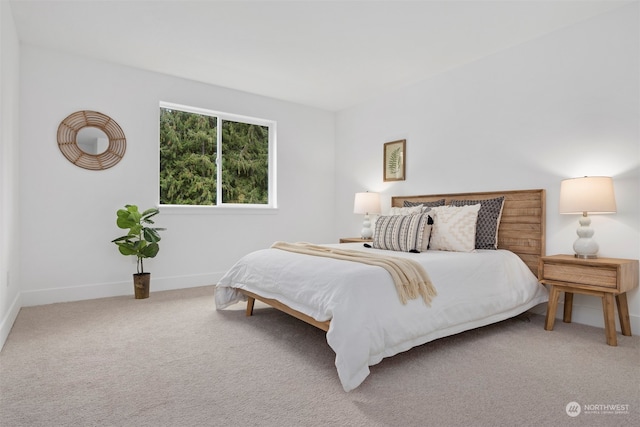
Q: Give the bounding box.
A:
[9,0,631,111]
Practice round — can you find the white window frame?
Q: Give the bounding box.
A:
[159,101,277,214]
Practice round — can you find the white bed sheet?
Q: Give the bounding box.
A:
[215,243,549,391]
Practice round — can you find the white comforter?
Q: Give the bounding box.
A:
[215,243,549,391]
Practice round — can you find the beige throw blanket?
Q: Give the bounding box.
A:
[271,241,437,305]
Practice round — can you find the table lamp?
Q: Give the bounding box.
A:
[354,192,381,239]
[559,176,616,259]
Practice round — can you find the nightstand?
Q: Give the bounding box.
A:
[539,255,639,346]
[339,237,372,243]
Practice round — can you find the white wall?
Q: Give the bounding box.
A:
[0,0,21,349]
[18,46,335,306]
[335,4,640,331]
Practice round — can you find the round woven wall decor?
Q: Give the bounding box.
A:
[57,110,126,170]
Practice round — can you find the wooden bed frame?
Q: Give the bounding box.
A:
[240,189,546,332]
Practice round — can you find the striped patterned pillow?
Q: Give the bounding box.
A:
[372,213,432,252]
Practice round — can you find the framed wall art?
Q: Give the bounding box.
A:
[383,139,405,182]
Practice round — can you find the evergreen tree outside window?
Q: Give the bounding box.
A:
[159,102,276,208]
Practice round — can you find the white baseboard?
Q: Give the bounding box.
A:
[20,272,225,307]
[0,292,21,351]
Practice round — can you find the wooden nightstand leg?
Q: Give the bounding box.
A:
[602,293,617,346]
[563,292,574,323]
[545,286,560,331]
[616,293,632,336]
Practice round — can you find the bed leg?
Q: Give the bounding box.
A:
[246,297,255,317]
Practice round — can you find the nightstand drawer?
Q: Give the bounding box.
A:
[542,263,618,289]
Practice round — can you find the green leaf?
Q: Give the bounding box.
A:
[141,243,159,258]
[128,224,143,236]
[143,228,161,243]
[116,210,136,229]
[117,244,137,256]
[141,208,159,222]
[125,205,141,222]
[111,235,131,243]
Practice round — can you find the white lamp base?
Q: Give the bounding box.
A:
[360,213,373,239]
[573,215,599,259]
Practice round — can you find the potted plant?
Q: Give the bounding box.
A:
[112,205,166,299]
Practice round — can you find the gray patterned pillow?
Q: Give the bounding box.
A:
[449,196,505,250]
[404,199,445,208]
[373,212,432,252]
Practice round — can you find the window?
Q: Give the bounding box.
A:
[159,102,276,208]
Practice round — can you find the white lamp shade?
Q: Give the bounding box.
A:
[559,176,616,214]
[354,192,381,214]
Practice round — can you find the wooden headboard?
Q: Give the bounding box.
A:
[391,189,546,275]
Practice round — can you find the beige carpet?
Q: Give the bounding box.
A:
[1,286,638,427]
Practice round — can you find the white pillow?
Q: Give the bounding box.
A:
[388,205,423,216]
[429,204,481,252]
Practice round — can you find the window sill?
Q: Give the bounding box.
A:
[159,204,278,215]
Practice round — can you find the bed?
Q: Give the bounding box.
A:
[215,189,548,391]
